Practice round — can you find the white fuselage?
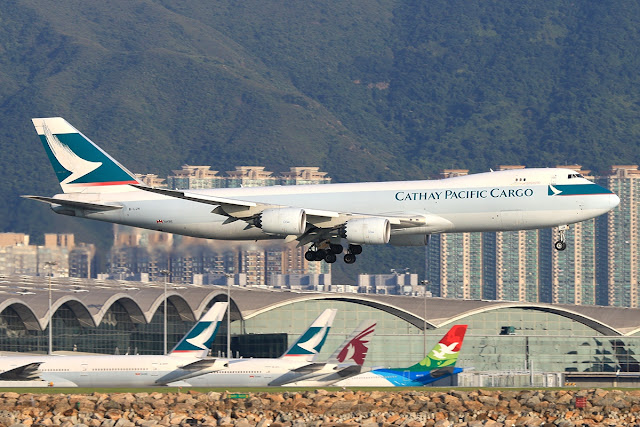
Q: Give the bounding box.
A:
[182,357,317,387]
[0,354,204,387]
[57,168,619,242]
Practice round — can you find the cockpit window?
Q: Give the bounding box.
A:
[568,173,583,179]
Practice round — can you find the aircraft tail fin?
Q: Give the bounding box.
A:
[326,320,376,366]
[280,309,337,361]
[408,324,468,372]
[32,117,140,193]
[169,302,228,358]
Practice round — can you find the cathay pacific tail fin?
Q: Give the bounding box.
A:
[32,117,140,193]
[280,309,337,361]
[169,302,228,358]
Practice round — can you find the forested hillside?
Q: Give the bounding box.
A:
[2,0,640,281]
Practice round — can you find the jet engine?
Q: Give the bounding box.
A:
[256,207,307,235]
[388,233,430,246]
[342,217,390,245]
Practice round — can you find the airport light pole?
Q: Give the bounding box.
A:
[420,279,429,356]
[226,273,231,358]
[160,270,170,355]
[45,261,57,355]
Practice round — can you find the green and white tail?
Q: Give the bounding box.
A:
[281,309,337,362]
[407,324,468,372]
[32,117,140,193]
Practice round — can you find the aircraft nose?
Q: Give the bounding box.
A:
[610,193,620,210]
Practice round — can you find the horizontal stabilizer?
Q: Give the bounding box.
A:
[155,358,228,385]
[0,362,43,381]
[22,195,123,211]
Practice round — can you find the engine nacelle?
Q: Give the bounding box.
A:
[256,208,306,235]
[342,217,390,245]
[388,233,430,246]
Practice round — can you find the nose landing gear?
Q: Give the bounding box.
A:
[555,225,568,251]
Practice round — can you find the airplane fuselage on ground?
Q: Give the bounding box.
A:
[0,354,214,387]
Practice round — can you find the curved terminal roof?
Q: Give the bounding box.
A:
[1,274,639,335]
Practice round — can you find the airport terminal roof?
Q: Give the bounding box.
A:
[1,274,639,336]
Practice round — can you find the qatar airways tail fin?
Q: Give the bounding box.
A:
[169,302,228,358]
[32,117,140,193]
[327,320,376,366]
[280,309,337,361]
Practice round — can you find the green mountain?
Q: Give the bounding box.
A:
[2,0,640,282]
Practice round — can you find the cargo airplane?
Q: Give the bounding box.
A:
[0,302,228,387]
[25,118,620,264]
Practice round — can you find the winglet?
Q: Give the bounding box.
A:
[281,309,337,361]
[408,324,467,371]
[169,302,228,358]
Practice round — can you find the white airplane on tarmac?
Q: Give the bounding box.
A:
[0,302,228,387]
[156,308,339,386]
[24,118,619,264]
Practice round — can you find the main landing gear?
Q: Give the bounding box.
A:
[554,225,568,251]
[305,243,363,264]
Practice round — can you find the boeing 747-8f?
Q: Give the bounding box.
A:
[24,118,620,263]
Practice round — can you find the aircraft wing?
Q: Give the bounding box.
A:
[0,362,43,381]
[154,358,228,385]
[268,363,364,386]
[130,185,430,228]
[22,195,123,211]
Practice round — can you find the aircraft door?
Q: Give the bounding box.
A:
[151,363,159,377]
[81,364,88,377]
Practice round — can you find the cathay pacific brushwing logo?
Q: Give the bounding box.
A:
[287,326,329,356]
[176,321,218,351]
[43,124,102,184]
[548,185,563,196]
[297,326,328,354]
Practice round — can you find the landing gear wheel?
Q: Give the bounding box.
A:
[314,249,327,261]
[344,253,357,264]
[349,244,363,255]
[555,225,569,251]
[304,251,316,261]
[324,252,337,263]
[330,244,344,254]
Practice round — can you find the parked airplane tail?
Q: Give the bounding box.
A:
[281,309,337,361]
[408,324,468,374]
[327,320,376,366]
[169,302,228,358]
[32,117,140,193]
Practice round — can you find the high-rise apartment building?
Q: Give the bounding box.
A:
[166,166,224,189]
[596,165,640,308]
[226,166,277,188]
[279,167,331,185]
[426,165,600,305]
